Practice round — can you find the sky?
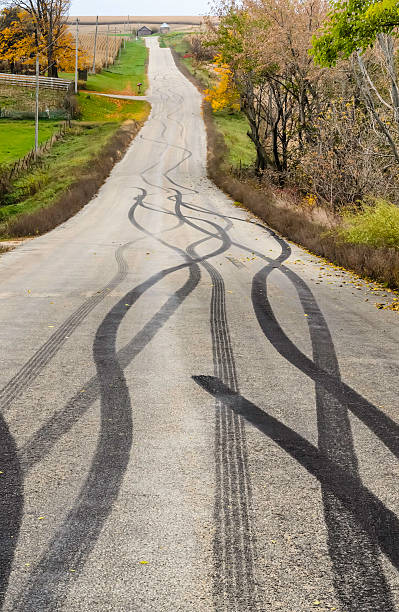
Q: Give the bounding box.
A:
[70,0,211,16]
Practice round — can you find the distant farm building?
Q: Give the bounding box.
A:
[137,25,152,37]
[160,23,170,34]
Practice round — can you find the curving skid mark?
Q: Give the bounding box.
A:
[14,190,235,608]
[14,268,203,610]
[0,241,135,612]
[251,245,395,609]
[179,198,399,462]
[0,242,134,415]
[173,192,259,610]
[0,417,22,609]
[177,194,399,608]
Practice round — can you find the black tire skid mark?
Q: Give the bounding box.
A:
[12,198,232,608]
[0,242,134,612]
[136,81,187,189]
[19,260,201,475]
[179,200,399,461]
[0,419,22,609]
[193,377,399,608]
[180,198,399,608]
[251,241,395,610]
[13,265,204,611]
[173,193,260,611]
[139,134,197,194]
[0,242,133,415]
[18,181,225,479]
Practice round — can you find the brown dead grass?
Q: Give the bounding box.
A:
[202,100,399,288]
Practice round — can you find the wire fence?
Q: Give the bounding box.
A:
[0,73,73,92]
[0,108,69,119]
[0,120,70,196]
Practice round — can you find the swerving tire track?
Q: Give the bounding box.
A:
[251,236,396,611]
[12,184,234,609]
[186,197,399,610]
[0,242,133,611]
[12,263,203,609]
[0,242,132,415]
[174,193,259,611]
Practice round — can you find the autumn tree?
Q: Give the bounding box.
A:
[208,0,328,176]
[0,8,35,72]
[205,55,240,112]
[0,6,83,75]
[311,0,399,163]
[3,0,71,76]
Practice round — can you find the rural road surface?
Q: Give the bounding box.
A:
[1,37,399,612]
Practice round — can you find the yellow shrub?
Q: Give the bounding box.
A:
[205,55,240,113]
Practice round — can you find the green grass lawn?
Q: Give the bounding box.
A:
[0,121,61,164]
[61,39,148,96]
[0,123,119,227]
[214,111,256,169]
[77,93,150,122]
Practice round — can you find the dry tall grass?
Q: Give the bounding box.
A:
[204,102,399,288]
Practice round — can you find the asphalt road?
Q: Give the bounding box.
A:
[0,37,399,612]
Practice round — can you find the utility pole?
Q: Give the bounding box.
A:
[105,23,109,67]
[35,51,39,154]
[92,15,98,73]
[34,24,40,155]
[74,18,79,94]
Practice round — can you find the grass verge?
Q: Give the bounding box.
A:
[213,111,256,169]
[0,121,141,238]
[337,200,399,250]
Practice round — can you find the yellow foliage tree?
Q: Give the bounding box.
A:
[205,55,240,113]
[0,8,87,73]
